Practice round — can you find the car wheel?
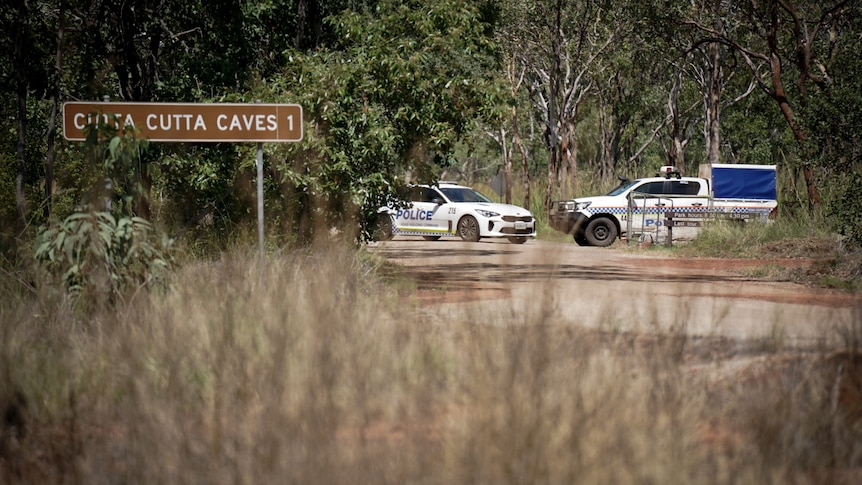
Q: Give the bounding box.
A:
[457,215,481,242]
[373,214,394,241]
[584,217,618,247]
[507,236,527,244]
[423,235,441,241]
[574,232,589,246]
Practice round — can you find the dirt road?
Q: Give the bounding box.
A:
[370,237,861,347]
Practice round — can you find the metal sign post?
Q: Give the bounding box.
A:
[257,142,265,272]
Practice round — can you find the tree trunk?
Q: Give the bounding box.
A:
[296,0,322,50]
[561,122,578,199]
[570,133,578,198]
[545,145,558,212]
[14,0,30,236]
[511,106,531,209]
[44,1,66,221]
[559,130,569,200]
[667,70,686,169]
[103,1,159,219]
[766,0,820,207]
[598,94,615,184]
[504,148,513,205]
[296,0,309,48]
[498,126,512,204]
[136,165,152,219]
[704,41,722,166]
[544,0,563,212]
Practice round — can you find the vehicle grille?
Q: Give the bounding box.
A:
[502,215,533,223]
[501,227,533,235]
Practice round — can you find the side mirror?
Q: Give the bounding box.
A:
[432,197,444,205]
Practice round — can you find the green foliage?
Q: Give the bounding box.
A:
[34,119,172,305]
[264,0,505,241]
[34,210,173,299]
[2,0,860,253]
[821,172,862,246]
[722,95,794,165]
[797,8,862,246]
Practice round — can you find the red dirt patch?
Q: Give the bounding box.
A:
[627,257,816,271]
[676,289,861,307]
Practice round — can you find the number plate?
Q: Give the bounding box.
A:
[515,221,527,230]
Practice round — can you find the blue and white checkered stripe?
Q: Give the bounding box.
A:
[588,206,771,215]
[393,228,454,236]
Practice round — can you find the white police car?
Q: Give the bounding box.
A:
[375,183,536,244]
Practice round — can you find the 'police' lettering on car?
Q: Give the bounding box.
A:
[396,209,434,220]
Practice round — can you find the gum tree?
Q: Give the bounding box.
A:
[681,0,856,209]
[498,0,620,208]
[267,0,504,241]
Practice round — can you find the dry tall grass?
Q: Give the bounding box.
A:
[2,244,861,484]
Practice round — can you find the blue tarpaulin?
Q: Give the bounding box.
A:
[711,164,777,200]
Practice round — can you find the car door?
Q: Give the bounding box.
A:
[670,179,709,213]
[392,187,448,235]
[420,187,453,233]
[629,181,671,232]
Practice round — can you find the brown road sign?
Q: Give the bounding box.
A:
[62,102,303,142]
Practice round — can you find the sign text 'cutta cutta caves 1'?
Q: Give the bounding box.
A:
[62,102,303,143]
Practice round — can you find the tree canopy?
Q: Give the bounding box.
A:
[2,0,861,257]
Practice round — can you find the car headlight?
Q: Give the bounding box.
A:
[575,201,592,210]
[475,209,500,218]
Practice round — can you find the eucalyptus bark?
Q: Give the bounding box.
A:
[765,1,820,206]
[504,134,513,205]
[14,0,30,236]
[704,41,722,166]
[511,105,531,209]
[560,121,578,199]
[598,93,615,184]
[544,0,563,212]
[666,70,686,169]
[45,1,66,221]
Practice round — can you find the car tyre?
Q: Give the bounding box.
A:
[373,214,394,241]
[507,236,527,244]
[574,232,589,246]
[457,215,481,242]
[584,217,617,247]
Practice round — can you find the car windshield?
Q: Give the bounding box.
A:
[439,187,494,203]
[606,179,640,196]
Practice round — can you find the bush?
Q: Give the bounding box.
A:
[32,118,173,308]
[34,210,172,304]
[823,172,862,247]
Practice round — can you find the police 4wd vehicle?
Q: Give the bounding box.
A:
[549,164,778,247]
[375,183,536,244]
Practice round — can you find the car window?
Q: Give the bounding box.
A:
[407,187,425,202]
[633,181,702,196]
[606,179,638,196]
[635,182,666,195]
[406,187,444,203]
[673,180,702,195]
[439,187,493,203]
